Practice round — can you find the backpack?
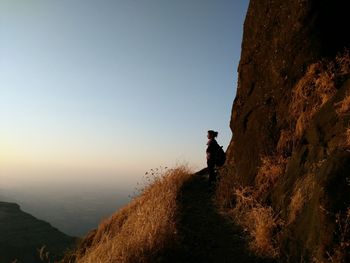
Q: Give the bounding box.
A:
[215,145,226,167]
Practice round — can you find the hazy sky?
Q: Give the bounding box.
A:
[0,0,249,188]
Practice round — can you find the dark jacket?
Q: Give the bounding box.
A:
[206,139,219,162]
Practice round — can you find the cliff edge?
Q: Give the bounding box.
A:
[218,0,350,262]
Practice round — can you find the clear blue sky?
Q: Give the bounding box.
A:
[0,0,249,188]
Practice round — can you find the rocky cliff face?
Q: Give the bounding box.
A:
[227,0,349,181]
[0,201,76,263]
[224,0,350,261]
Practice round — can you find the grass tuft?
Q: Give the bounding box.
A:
[287,172,316,225]
[288,188,305,225]
[255,155,287,199]
[290,62,336,139]
[335,93,350,115]
[246,206,283,258]
[229,187,283,258]
[215,166,240,209]
[276,129,294,156]
[290,50,350,140]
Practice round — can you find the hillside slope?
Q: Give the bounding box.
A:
[62,167,272,263]
[0,201,76,263]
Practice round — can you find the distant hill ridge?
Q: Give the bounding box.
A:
[0,201,76,263]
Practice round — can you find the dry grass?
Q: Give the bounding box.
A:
[345,127,350,147]
[277,129,294,156]
[288,188,305,225]
[315,68,337,105]
[290,50,350,140]
[333,207,350,262]
[215,155,287,259]
[62,166,192,263]
[288,173,316,224]
[229,187,283,258]
[215,166,240,209]
[229,187,256,221]
[335,49,350,77]
[290,62,336,139]
[339,127,350,149]
[255,155,287,199]
[246,206,282,258]
[325,207,350,263]
[335,92,350,115]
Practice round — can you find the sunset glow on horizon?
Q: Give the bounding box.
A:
[1,0,249,188]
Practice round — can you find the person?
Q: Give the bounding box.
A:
[206,130,219,184]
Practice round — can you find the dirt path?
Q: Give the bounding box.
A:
[159,174,274,263]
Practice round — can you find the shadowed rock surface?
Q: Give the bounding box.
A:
[226,0,350,261]
[227,0,350,182]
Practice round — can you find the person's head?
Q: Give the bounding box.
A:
[207,130,218,139]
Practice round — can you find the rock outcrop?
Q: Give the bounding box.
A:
[225,0,350,261]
